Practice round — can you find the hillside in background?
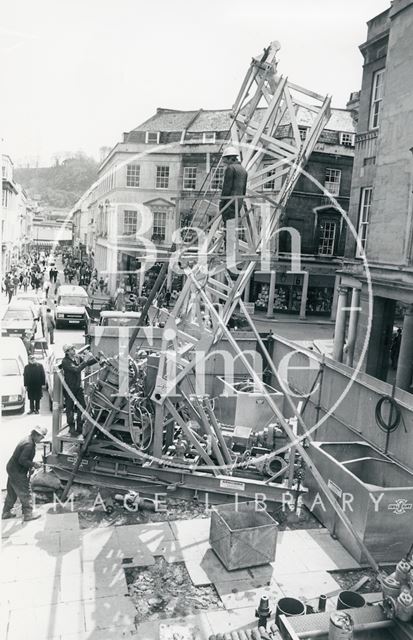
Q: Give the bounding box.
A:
[15,153,98,209]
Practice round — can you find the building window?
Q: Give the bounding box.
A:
[145,131,160,144]
[2,189,8,208]
[126,164,140,187]
[339,132,355,147]
[263,162,281,191]
[211,166,225,190]
[152,210,167,240]
[184,132,216,144]
[318,221,337,256]
[369,69,385,130]
[203,132,216,144]
[123,209,137,236]
[357,187,372,256]
[183,167,197,190]
[156,165,170,189]
[325,168,341,196]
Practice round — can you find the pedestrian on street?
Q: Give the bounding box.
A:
[114,285,125,311]
[22,274,29,292]
[2,425,47,521]
[45,308,56,344]
[99,276,105,293]
[22,330,34,356]
[12,273,20,295]
[39,300,48,338]
[43,278,51,299]
[60,344,99,437]
[24,355,46,414]
[5,279,14,303]
[54,274,61,295]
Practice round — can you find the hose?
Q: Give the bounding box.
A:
[375,395,401,432]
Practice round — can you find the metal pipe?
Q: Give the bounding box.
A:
[297,619,393,638]
[203,397,233,465]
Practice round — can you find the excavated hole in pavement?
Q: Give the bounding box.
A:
[124,556,224,624]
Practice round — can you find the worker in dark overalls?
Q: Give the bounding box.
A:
[2,426,47,521]
[219,146,248,254]
[61,344,98,437]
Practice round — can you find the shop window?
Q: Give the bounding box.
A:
[306,286,333,315]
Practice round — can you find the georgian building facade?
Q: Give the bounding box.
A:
[76,106,355,307]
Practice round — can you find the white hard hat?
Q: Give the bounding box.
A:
[33,425,47,437]
[222,146,239,158]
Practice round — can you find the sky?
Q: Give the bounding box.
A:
[1,0,389,167]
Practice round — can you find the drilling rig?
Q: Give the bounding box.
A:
[49,41,333,504]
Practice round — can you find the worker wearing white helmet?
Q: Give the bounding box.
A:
[2,426,48,522]
[219,146,248,223]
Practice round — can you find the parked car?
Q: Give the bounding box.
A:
[15,292,44,317]
[55,284,89,329]
[0,337,28,413]
[1,301,39,339]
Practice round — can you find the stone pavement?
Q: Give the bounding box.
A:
[1,511,360,640]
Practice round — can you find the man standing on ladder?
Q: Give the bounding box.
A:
[219,146,248,260]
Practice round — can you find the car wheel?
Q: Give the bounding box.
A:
[17,404,25,415]
[56,321,61,329]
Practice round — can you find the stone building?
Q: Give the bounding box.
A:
[333,0,413,392]
[77,106,354,306]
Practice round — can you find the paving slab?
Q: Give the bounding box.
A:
[215,579,284,610]
[5,576,60,608]
[158,613,212,640]
[59,568,128,603]
[80,527,123,563]
[274,570,341,601]
[170,518,211,544]
[32,601,86,639]
[83,594,137,632]
[59,530,81,554]
[206,607,257,635]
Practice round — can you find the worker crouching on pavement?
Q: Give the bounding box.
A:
[61,344,98,437]
[219,146,248,254]
[2,425,48,521]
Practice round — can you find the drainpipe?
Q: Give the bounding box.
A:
[403,147,413,265]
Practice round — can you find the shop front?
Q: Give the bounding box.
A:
[250,270,336,317]
[306,275,335,316]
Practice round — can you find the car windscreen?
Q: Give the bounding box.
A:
[2,359,20,376]
[59,297,88,306]
[3,310,33,321]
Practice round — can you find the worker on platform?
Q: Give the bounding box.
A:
[2,425,48,521]
[219,146,248,253]
[61,344,99,437]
